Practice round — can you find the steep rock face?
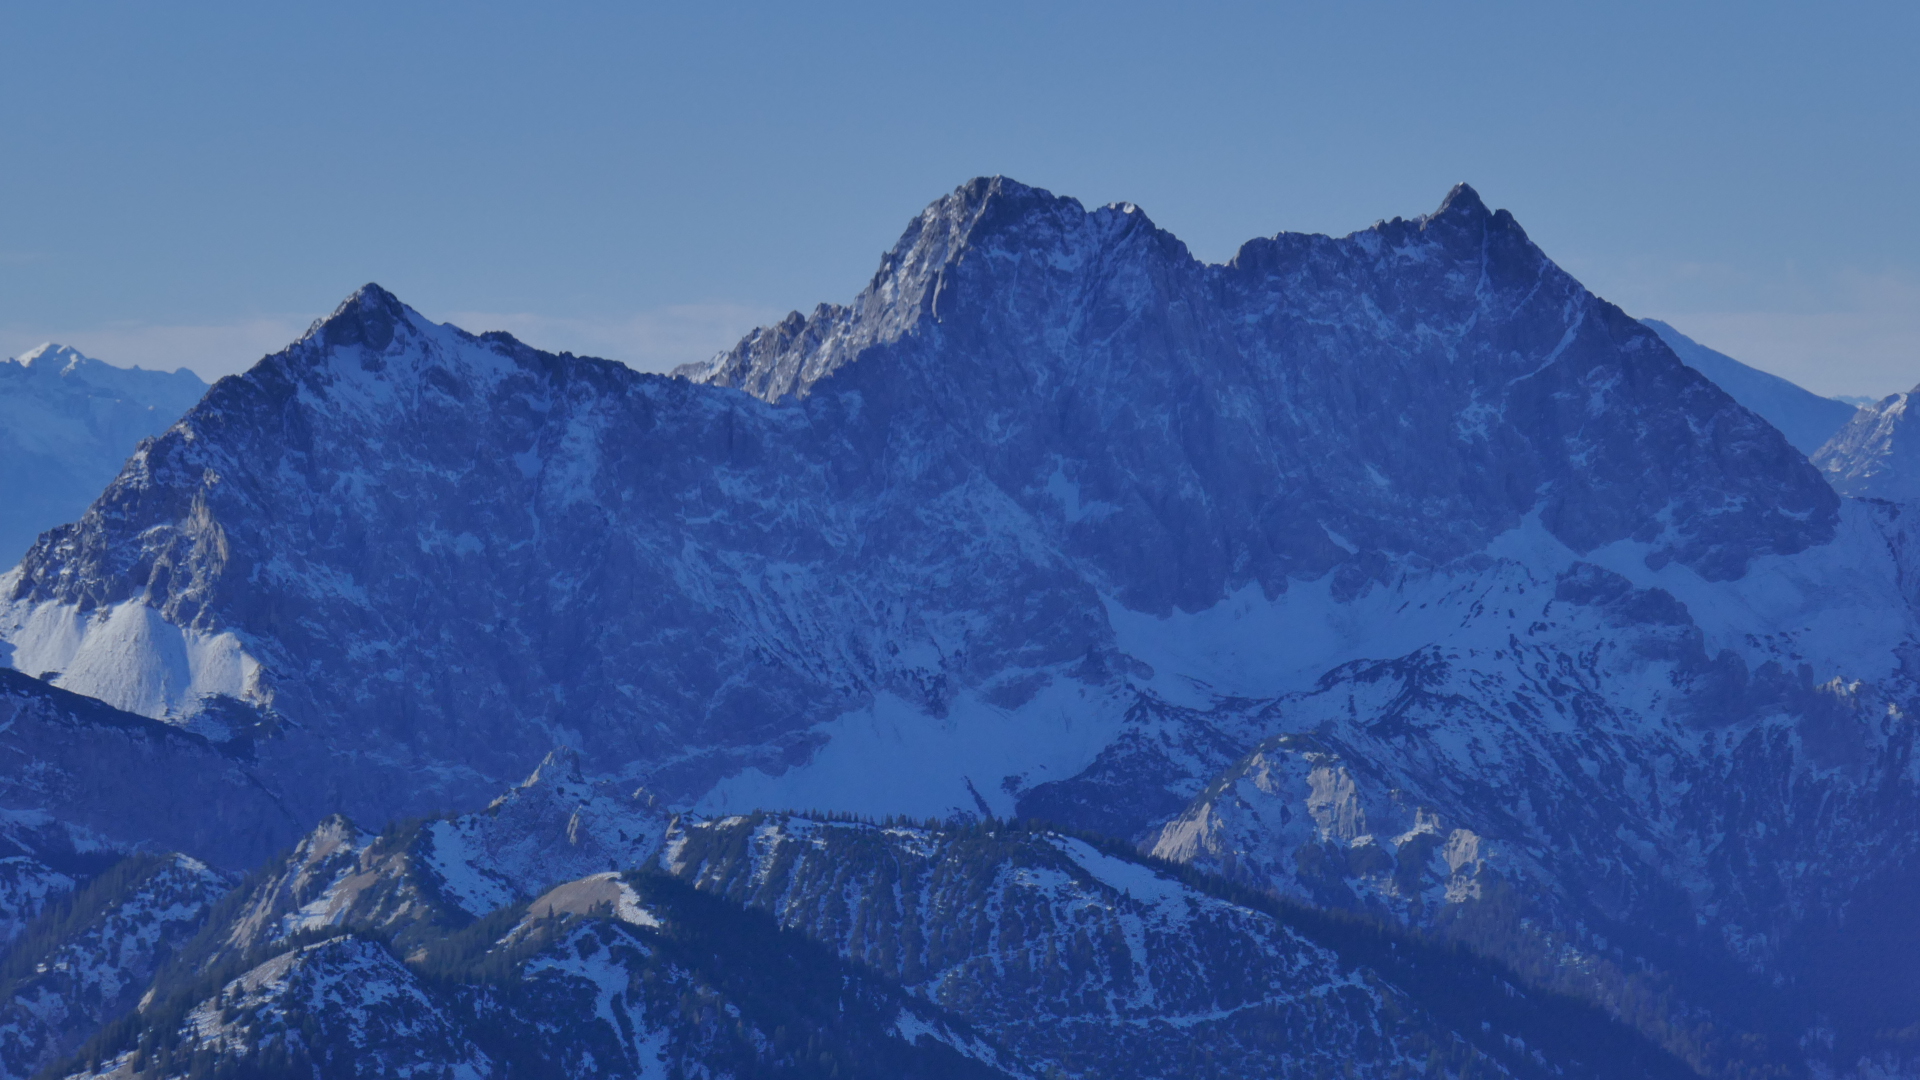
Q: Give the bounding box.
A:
[1816,388,1920,499]
[1642,319,1858,457]
[1,285,1123,824]
[0,346,205,564]
[687,178,1835,588]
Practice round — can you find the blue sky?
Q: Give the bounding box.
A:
[2,2,1915,396]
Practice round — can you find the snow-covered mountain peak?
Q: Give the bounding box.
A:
[9,342,200,388]
[1361,181,1529,272]
[12,180,1920,1078]
[14,342,152,383]
[281,281,445,380]
[17,343,93,374]
[1426,180,1489,222]
[917,174,1167,252]
[241,282,546,421]
[299,281,415,353]
[689,178,1528,405]
[677,176,1185,399]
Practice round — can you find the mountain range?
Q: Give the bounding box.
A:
[3,178,1920,1078]
[0,346,205,566]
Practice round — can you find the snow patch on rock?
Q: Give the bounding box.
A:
[0,596,263,723]
[695,679,1127,821]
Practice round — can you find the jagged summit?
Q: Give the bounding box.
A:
[673,175,1188,399]
[688,179,1537,403]
[287,283,559,374]
[941,173,1057,216]
[300,281,414,353]
[16,343,92,373]
[218,283,587,412]
[925,174,1150,250]
[1427,181,1489,221]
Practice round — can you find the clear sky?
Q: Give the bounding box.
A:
[2,2,1915,397]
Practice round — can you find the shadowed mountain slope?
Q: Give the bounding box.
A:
[1641,318,1858,457]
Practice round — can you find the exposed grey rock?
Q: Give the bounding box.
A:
[664,812,1688,1079]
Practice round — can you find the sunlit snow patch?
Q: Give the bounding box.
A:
[0,587,264,723]
[694,678,1128,821]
